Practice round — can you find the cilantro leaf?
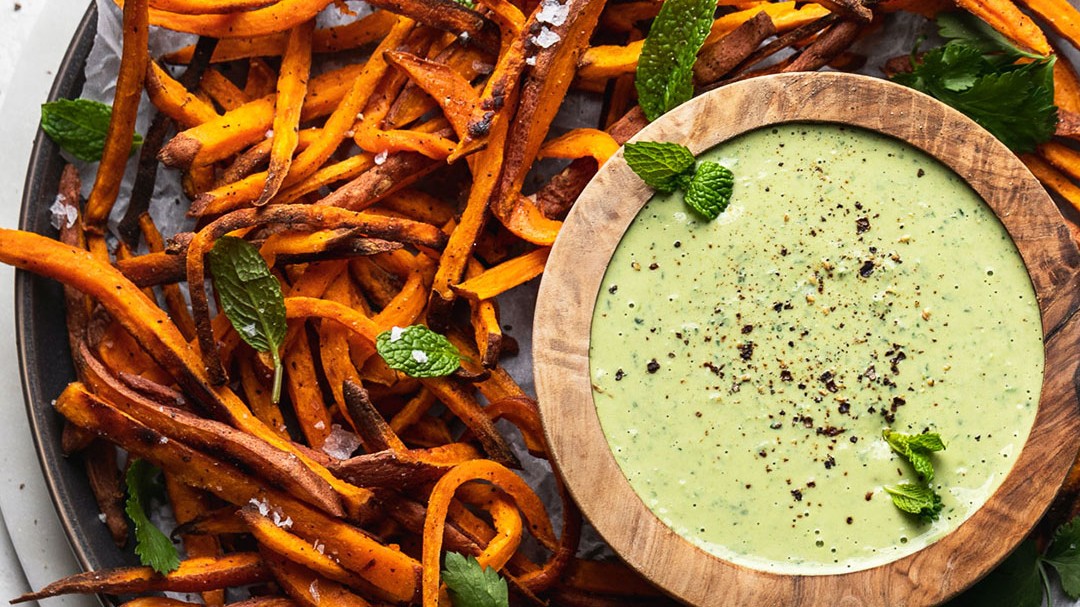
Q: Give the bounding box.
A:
[208,236,287,402]
[40,98,143,162]
[441,552,508,607]
[376,325,461,378]
[1045,517,1080,599]
[946,539,1044,607]
[623,141,697,192]
[125,459,181,575]
[884,483,943,522]
[635,0,715,121]
[890,15,1057,153]
[684,161,734,220]
[936,12,1044,62]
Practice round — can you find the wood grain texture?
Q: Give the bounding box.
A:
[533,72,1080,607]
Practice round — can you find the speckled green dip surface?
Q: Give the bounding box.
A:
[589,123,1044,574]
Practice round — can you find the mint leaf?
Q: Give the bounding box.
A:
[376,325,461,378]
[623,141,696,192]
[125,459,180,575]
[208,236,287,402]
[884,483,943,522]
[946,539,1044,607]
[634,0,715,121]
[1045,517,1080,598]
[40,98,143,162]
[441,552,508,607]
[684,161,733,220]
[883,430,944,482]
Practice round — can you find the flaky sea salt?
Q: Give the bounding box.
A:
[98,513,107,523]
[271,510,293,529]
[249,498,270,517]
[531,26,561,49]
[390,326,405,342]
[322,424,362,460]
[411,350,429,363]
[374,150,389,165]
[525,56,537,66]
[536,0,568,26]
[309,580,320,603]
[49,194,77,230]
[265,129,274,138]
[313,540,326,554]
[314,420,326,430]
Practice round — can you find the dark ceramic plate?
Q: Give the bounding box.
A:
[15,2,140,578]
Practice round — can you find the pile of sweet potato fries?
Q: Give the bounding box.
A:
[3,0,1080,605]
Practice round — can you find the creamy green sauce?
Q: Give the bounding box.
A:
[590,124,1044,574]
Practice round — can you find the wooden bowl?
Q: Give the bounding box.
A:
[533,72,1080,606]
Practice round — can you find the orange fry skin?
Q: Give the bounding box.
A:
[258,19,315,205]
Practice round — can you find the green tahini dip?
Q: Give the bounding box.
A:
[590,124,1044,574]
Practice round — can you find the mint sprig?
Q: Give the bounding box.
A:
[891,13,1057,153]
[125,459,180,575]
[41,98,143,162]
[208,236,287,403]
[624,141,733,220]
[376,325,461,378]
[441,552,508,607]
[634,0,715,121]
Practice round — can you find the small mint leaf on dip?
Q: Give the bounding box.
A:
[634,0,715,121]
[1045,517,1080,598]
[376,325,461,378]
[441,552,509,607]
[884,482,943,522]
[208,235,287,403]
[684,161,734,220]
[883,429,945,482]
[624,141,735,221]
[41,98,143,162]
[623,141,696,192]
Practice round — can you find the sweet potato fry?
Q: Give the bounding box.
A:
[139,213,198,340]
[693,11,776,85]
[221,128,320,185]
[238,353,289,439]
[1013,0,1080,52]
[342,380,408,453]
[164,474,225,607]
[364,0,500,54]
[13,553,270,602]
[783,20,863,73]
[123,0,333,38]
[538,129,620,165]
[1055,51,1080,114]
[1024,153,1080,216]
[876,0,952,17]
[146,61,219,127]
[262,550,373,607]
[164,11,399,64]
[422,460,556,606]
[284,324,334,448]
[452,247,550,301]
[159,62,366,169]
[149,0,278,14]
[85,0,149,232]
[202,69,250,111]
[258,19,314,205]
[953,0,1051,54]
[84,439,129,548]
[384,50,480,139]
[329,443,481,488]
[313,148,442,211]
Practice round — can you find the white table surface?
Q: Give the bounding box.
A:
[1,3,1079,607]
[0,3,98,607]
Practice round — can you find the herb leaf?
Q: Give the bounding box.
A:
[684,161,734,220]
[1045,517,1080,599]
[884,483,943,522]
[125,459,181,575]
[623,141,696,192]
[376,325,461,378]
[441,552,509,607]
[890,15,1057,153]
[945,539,1044,607]
[208,236,287,402]
[883,429,945,482]
[634,0,715,121]
[40,98,143,162]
